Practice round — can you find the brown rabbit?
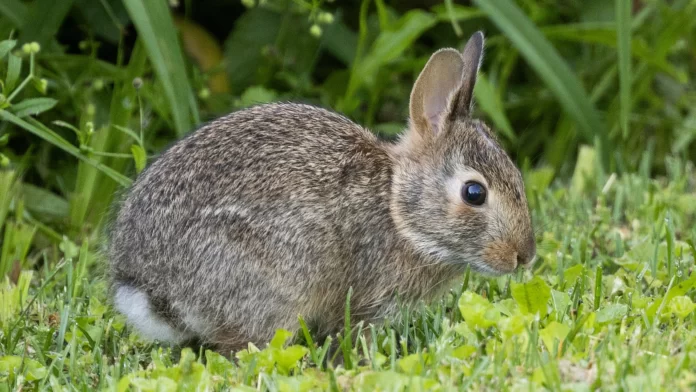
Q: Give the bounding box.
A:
[107,31,536,355]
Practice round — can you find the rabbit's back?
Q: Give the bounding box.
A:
[108,103,396,348]
[131,103,382,206]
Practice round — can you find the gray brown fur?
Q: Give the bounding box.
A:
[107,31,536,354]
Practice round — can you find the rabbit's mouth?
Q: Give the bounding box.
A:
[436,252,510,277]
[465,259,513,277]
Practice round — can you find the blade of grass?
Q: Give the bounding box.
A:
[474,0,609,170]
[594,265,603,311]
[431,3,484,23]
[122,0,197,137]
[0,170,16,231]
[298,315,323,370]
[342,287,354,370]
[0,0,28,28]
[616,0,632,139]
[443,0,463,36]
[474,74,516,142]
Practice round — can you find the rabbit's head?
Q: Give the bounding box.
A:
[391,31,536,275]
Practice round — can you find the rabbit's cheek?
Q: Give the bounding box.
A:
[481,240,518,273]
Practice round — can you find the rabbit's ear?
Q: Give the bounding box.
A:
[409,32,484,138]
[409,48,465,137]
[450,31,484,119]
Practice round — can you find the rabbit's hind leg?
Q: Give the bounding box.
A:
[114,283,194,344]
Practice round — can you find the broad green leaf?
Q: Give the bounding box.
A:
[595,303,628,324]
[59,236,80,260]
[458,291,500,329]
[616,0,632,138]
[497,314,530,340]
[122,0,198,136]
[274,345,308,374]
[19,0,74,46]
[647,275,696,321]
[667,296,696,320]
[269,329,293,349]
[274,375,324,392]
[224,7,318,93]
[511,276,551,316]
[0,40,16,60]
[0,356,47,381]
[563,264,585,289]
[474,74,516,142]
[551,290,571,315]
[398,353,430,374]
[354,370,439,391]
[223,7,281,92]
[523,165,555,202]
[474,0,608,170]
[539,321,570,352]
[74,0,129,44]
[451,345,477,359]
[453,321,477,341]
[238,86,278,108]
[0,0,27,28]
[6,53,21,93]
[0,356,21,374]
[22,183,69,221]
[11,97,57,117]
[321,18,359,66]
[129,377,176,391]
[570,145,597,195]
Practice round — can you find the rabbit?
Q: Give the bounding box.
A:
[106,31,537,355]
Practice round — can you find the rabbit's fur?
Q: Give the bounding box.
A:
[107,32,536,354]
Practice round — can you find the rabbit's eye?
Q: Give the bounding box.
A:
[461,182,487,206]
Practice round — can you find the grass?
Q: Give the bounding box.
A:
[1,0,696,390]
[2,152,696,390]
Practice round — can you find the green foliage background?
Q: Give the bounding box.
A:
[1,0,696,390]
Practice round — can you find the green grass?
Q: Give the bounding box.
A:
[1,0,696,390]
[2,152,696,390]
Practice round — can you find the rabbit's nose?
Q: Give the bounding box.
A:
[516,235,537,269]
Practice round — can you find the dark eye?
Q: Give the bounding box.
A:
[461,181,487,206]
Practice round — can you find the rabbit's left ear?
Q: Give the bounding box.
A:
[449,31,484,119]
[409,48,466,137]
